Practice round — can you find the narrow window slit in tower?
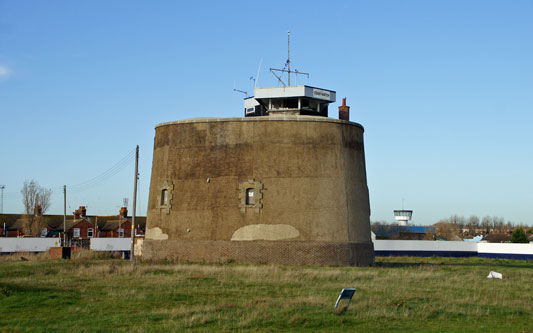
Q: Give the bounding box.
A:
[246,188,255,205]
[161,189,168,206]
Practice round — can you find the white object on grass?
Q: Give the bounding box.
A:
[487,271,503,279]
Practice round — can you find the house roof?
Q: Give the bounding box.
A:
[0,214,25,229]
[6,219,26,230]
[483,233,511,243]
[0,213,146,231]
[53,218,94,231]
[97,220,121,231]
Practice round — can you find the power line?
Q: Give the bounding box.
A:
[67,151,135,193]
[2,148,137,198]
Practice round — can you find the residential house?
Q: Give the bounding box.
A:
[481,233,511,243]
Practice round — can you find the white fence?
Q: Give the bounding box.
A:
[0,238,60,253]
[0,238,130,253]
[90,238,131,251]
[374,240,533,260]
[477,242,533,260]
[2,238,532,261]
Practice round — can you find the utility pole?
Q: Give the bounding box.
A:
[130,145,139,266]
[0,185,5,214]
[63,185,66,246]
[0,185,4,237]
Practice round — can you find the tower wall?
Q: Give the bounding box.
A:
[144,115,374,266]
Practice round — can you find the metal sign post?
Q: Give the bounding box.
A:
[334,288,356,310]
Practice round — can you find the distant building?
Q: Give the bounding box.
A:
[0,207,146,240]
[394,210,413,226]
[481,233,511,243]
[372,225,436,240]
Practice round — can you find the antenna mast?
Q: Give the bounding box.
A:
[287,31,291,86]
[270,31,308,87]
[0,185,5,214]
[233,80,247,97]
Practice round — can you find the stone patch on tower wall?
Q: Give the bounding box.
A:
[231,224,300,241]
[146,227,169,240]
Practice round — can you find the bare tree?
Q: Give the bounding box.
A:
[481,216,492,234]
[492,216,505,233]
[20,180,52,236]
[435,221,461,240]
[467,215,480,235]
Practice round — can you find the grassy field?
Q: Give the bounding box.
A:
[0,253,531,332]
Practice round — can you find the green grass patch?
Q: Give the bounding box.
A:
[0,256,531,331]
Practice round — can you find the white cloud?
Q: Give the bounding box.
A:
[0,65,11,79]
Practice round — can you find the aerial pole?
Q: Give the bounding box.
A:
[0,185,5,214]
[1,185,4,237]
[269,32,309,88]
[287,31,291,86]
[130,145,139,266]
[63,185,66,246]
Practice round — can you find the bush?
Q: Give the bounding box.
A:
[511,228,528,243]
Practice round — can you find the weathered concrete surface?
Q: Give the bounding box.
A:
[143,240,374,266]
[231,224,300,241]
[145,227,168,240]
[145,116,374,266]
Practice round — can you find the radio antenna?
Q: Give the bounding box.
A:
[233,80,247,97]
[255,57,263,89]
[270,31,309,87]
[287,31,291,86]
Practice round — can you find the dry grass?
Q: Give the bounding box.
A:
[70,248,122,260]
[0,256,531,331]
[0,251,49,262]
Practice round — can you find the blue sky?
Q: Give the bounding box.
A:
[1,1,532,225]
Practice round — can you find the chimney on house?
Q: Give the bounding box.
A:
[120,207,128,218]
[34,205,43,217]
[338,97,350,121]
[74,206,87,219]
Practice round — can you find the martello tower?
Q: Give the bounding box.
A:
[143,35,374,266]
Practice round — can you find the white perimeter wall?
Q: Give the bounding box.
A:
[90,238,131,251]
[374,240,533,256]
[477,242,533,255]
[0,238,60,253]
[374,240,477,252]
[2,238,532,257]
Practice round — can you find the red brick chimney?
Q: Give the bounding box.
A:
[120,207,128,218]
[34,205,42,217]
[74,206,87,219]
[338,97,350,121]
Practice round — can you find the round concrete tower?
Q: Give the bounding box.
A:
[143,106,374,265]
